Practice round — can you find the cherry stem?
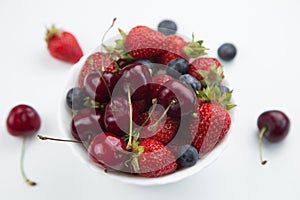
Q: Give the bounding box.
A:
[134,99,158,136]
[21,136,36,186]
[126,85,133,150]
[259,126,268,165]
[101,17,116,52]
[148,99,176,131]
[37,135,81,143]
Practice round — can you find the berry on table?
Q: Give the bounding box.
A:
[45,25,83,64]
[217,43,237,61]
[158,20,177,36]
[6,104,41,186]
[257,110,290,165]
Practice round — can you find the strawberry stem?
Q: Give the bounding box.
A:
[259,126,268,165]
[21,136,36,186]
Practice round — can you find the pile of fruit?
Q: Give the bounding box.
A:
[66,23,235,177]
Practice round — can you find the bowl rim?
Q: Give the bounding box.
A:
[57,53,232,186]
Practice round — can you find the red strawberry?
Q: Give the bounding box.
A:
[188,57,222,81]
[77,52,116,88]
[46,25,83,64]
[157,35,188,64]
[139,110,179,144]
[138,139,177,177]
[125,26,165,59]
[189,103,231,153]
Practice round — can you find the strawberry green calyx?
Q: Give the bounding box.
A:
[197,87,236,110]
[45,25,62,42]
[183,33,208,58]
[196,64,236,110]
[103,28,133,61]
[197,63,224,87]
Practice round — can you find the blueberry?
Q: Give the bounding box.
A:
[66,87,87,110]
[218,43,237,61]
[177,145,199,167]
[158,20,177,36]
[179,74,202,92]
[166,58,189,79]
[219,85,230,95]
[135,59,160,75]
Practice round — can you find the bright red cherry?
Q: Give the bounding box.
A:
[88,132,132,172]
[83,70,120,103]
[71,108,105,143]
[6,104,41,186]
[7,104,41,137]
[257,110,290,165]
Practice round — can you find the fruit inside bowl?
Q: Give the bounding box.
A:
[58,24,235,186]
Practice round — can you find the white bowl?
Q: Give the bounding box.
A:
[58,52,232,186]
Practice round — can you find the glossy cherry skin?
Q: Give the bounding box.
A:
[104,96,142,137]
[88,132,132,171]
[115,63,152,101]
[71,108,105,143]
[257,110,290,142]
[157,79,197,118]
[6,104,41,137]
[83,70,120,103]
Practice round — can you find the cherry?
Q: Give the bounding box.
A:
[157,79,197,118]
[7,105,41,136]
[71,108,105,144]
[83,70,120,103]
[115,63,152,101]
[257,110,290,165]
[103,96,142,137]
[88,132,132,172]
[6,104,41,186]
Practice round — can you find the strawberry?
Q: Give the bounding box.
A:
[139,110,179,144]
[156,34,207,65]
[137,139,177,177]
[190,103,231,153]
[125,26,165,59]
[157,35,188,64]
[188,57,222,81]
[45,25,83,64]
[77,52,116,88]
[150,74,173,99]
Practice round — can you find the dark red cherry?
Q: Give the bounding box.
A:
[83,70,120,103]
[257,110,290,165]
[6,104,41,186]
[157,79,197,118]
[88,132,132,171]
[7,104,41,137]
[104,96,142,137]
[71,108,105,143]
[115,63,152,101]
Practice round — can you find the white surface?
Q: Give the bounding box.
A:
[0,0,299,199]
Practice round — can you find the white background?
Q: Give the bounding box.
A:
[1,0,300,199]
